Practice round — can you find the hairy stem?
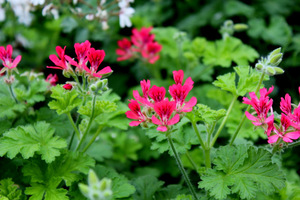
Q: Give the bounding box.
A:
[204,149,211,169]
[185,152,198,172]
[229,72,265,145]
[67,112,81,140]
[210,95,237,147]
[167,136,199,200]
[76,93,97,151]
[8,84,18,103]
[191,121,206,148]
[82,126,103,153]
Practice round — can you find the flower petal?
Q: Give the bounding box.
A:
[268,135,279,144]
[152,115,162,125]
[167,114,180,125]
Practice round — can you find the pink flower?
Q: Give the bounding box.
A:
[0,45,22,69]
[116,38,134,61]
[132,80,153,108]
[84,48,113,78]
[47,46,70,71]
[151,99,180,132]
[280,93,292,117]
[173,70,194,86]
[63,83,73,90]
[46,74,58,86]
[169,84,197,113]
[65,40,91,71]
[268,114,300,143]
[131,27,155,49]
[141,42,162,64]
[149,85,166,103]
[125,100,148,126]
[243,86,274,135]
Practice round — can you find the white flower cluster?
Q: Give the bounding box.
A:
[118,0,134,28]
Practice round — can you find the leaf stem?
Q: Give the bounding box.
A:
[185,152,198,172]
[167,136,199,200]
[284,140,300,149]
[229,72,265,145]
[204,149,211,169]
[76,93,97,151]
[82,126,103,153]
[210,95,237,147]
[67,112,81,140]
[191,121,206,149]
[8,84,18,104]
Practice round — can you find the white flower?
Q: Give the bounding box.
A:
[102,21,109,30]
[30,0,45,6]
[85,14,94,21]
[0,6,5,22]
[73,0,78,5]
[42,3,59,19]
[8,0,33,26]
[118,0,134,28]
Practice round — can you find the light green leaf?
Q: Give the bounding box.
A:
[25,184,68,200]
[78,100,117,118]
[0,178,22,200]
[132,175,164,200]
[198,145,286,200]
[48,85,82,115]
[0,121,66,163]
[213,72,236,95]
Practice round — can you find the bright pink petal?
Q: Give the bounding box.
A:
[182,97,197,112]
[245,111,258,122]
[282,137,293,143]
[97,66,112,75]
[157,126,168,132]
[11,55,21,68]
[125,110,140,120]
[167,114,180,125]
[129,121,142,126]
[152,115,162,125]
[268,135,280,144]
[284,132,300,140]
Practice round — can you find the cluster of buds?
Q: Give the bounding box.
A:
[219,20,248,39]
[126,70,197,133]
[243,86,300,145]
[255,47,284,76]
[47,40,113,90]
[78,169,113,200]
[116,27,162,64]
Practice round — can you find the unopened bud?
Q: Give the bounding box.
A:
[269,53,283,66]
[99,178,111,191]
[273,67,284,75]
[90,84,97,92]
[266,67,276,76]
[224,20,233,27]
[63,70,71,78]
[233,24,248,31]
[78,183,89,196]
[96,80,104,89]
[255,63,264,71]
[88,169,99,186]
[63,83,73,90]
[269,47,281,58]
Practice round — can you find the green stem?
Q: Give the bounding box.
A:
[210,95,237,147]
[191,121,206,149]
[229,72,265,145]
[68,113,81,150]
[185,152,198,172]
[204,149,211,169]
[284,140,300,149]
[82,126,103,153]
[67,113,81,140]
[8,84,18,104]
[167,136,199,200]
[76,93,97,151]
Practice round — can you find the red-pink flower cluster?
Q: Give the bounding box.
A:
[243,86,300,144]
[47,40,112,80]
[116,27,162,64]
[126,70,197,132]
[46,74,58,86]
[0,44,22,71]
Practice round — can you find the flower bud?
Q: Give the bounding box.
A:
[63,83,73,90]
[233,24,248,31]
[266,66,276,76]
[273,67,284,75]
[255,63,264,71]
[269,47,281,58]
[78,183,89,196]
[269,53,283,66]
[88,169,99,186]
[90,84,97,92]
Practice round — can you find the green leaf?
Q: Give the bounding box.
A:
[25,183,68,200]
[0,178,22,200]
[23,151,95,200]
[146,118,199,155]
[203,37,259,67]
[48,85,82,115]
[14,79,48,105]
[213,72,237,95]
[132,175,164,200]
[186,104,226,125]
[86,140,113,162]
[95,165,135,199]
[78,99,117,118]
[0,121,67,163]
[61,16,78,33]
[198,145,286,200]
[36,107,73,138]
